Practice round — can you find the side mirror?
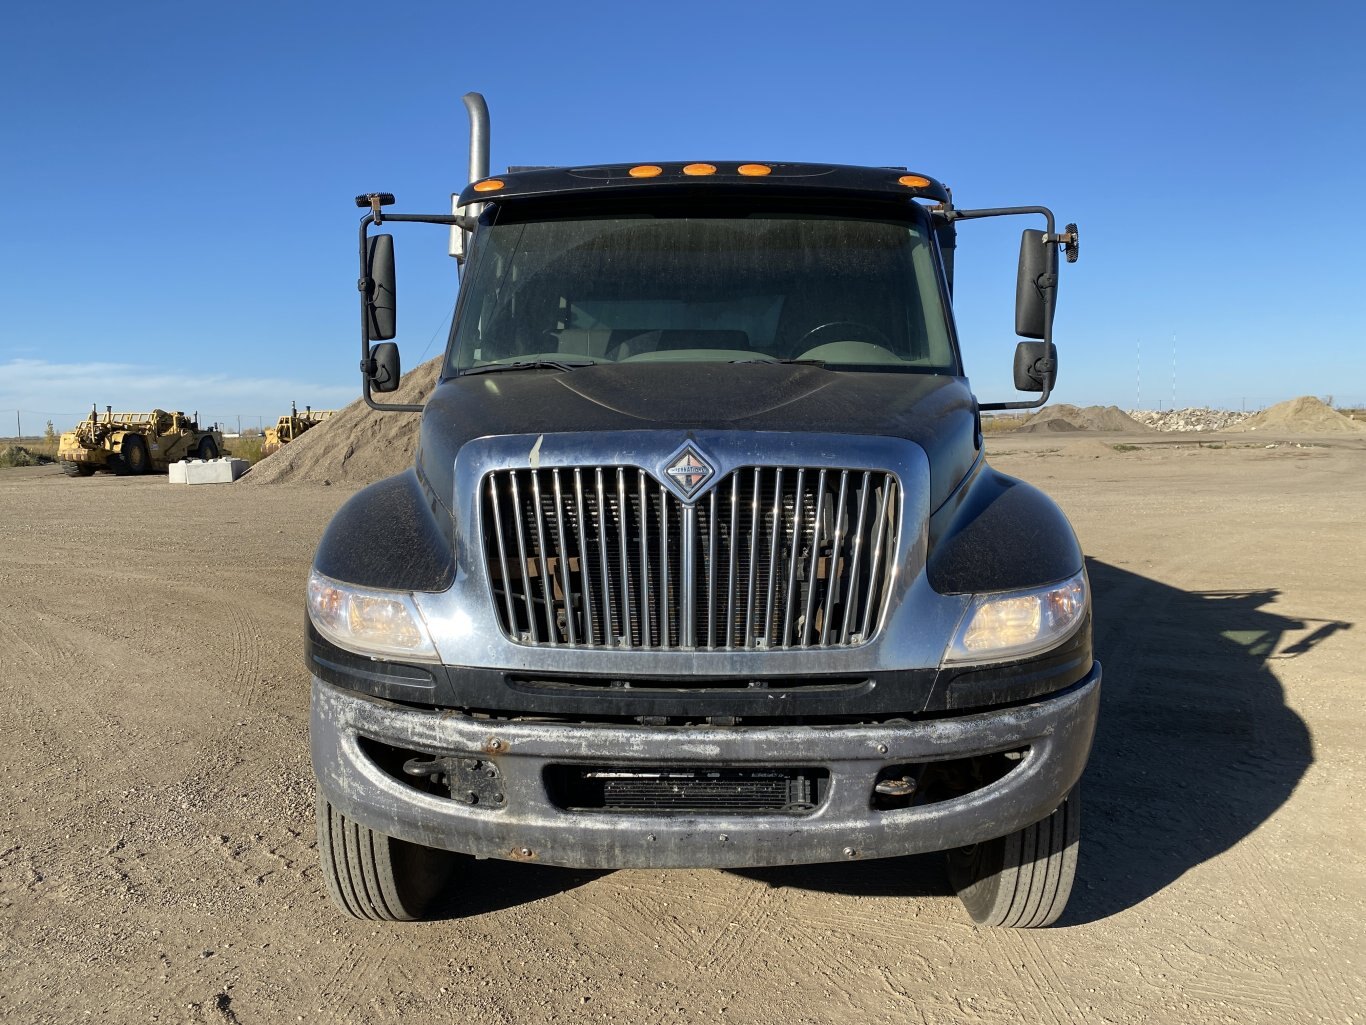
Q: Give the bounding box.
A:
[1015,229,1058,340]
[1013,341,1057,392]
[364,234,397,341]
[369,342,401,393]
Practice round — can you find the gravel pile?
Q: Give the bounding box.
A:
[1127,408,1253,432]
[1017,404,1152,433]
[1224,396,1366,434]
[239,356,440,485]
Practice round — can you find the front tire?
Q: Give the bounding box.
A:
[316,796,457,921]
[61,461,96,477]
[947,788,1080,928]
[115,435,149,476]
[197,436,219,460]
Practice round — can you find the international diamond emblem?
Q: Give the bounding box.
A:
[665,446,714,498]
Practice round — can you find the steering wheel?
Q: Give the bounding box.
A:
[794,321,894,351]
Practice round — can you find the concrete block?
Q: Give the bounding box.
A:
[170,457,249,485]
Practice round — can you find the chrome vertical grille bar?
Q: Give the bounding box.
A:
[801,469,829,645]
[658,480,670,648]
[529,470,557,645]
[594,468,614,645]
[551,469,578,646]
[781,468,806,647]
[616,468,634,646]
[763,468,784,647]
[637,470,652,648]
[571,468,595,646]
[487,475,519,637]
[706,490,718,648]
[681,504,697,647]
[726,474,740,647]
[840,471,873,642]
[743,467,761,647]
[507,472,538,643]
[820,471,851,646]
[860,474,896,641]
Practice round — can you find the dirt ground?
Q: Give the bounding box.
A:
[2,432,1363,1024]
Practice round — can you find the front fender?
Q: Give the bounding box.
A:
[314,469,454,592]
[926,460,1082,595]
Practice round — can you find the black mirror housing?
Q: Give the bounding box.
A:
[1015,229,1058,340]
[1013,341,1057,392]
[369,342,401,393]
[364,234,397,341]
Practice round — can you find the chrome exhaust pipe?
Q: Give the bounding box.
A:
[451,92,491,260]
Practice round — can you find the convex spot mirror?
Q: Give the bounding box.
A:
[1015,229,1058,340]
[1013,341,1057,392]
[364,234,397,341]
[369,342,401,393]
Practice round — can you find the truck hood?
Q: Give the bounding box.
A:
[417,362,979,513]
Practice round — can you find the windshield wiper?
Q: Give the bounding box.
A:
[729,357,827,367]
[460,359,597,376]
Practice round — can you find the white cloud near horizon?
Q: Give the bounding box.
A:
[0,358,360,433]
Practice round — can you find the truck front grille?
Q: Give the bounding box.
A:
[481,465,900,649]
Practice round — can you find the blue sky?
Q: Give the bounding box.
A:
[3,0,1363,432]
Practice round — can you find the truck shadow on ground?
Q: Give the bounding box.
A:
[736,559,1332,924]
[426,860,603,919]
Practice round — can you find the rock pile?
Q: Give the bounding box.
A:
[1127,408,1252,432]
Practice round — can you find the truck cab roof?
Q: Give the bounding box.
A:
[456,162,950,208]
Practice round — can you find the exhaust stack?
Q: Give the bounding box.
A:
[450,92,491,260]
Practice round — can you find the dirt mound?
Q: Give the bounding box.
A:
[0,445,47,468]
[1224,396,1366,434]
[240,356,441,485]
[1017,404,1151,434]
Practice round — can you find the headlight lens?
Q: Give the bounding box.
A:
[307,568,438,661]
[943,570,1088,665]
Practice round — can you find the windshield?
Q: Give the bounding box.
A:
[448,206,956,373]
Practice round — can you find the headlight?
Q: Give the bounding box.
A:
[942,570,1088,665]
[307,568,439,661]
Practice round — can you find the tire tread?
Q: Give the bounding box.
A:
[948,788,1081,928]
[315,796,450,921]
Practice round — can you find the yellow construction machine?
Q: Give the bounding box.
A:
[58,405,224,477]
[262,403,334,456]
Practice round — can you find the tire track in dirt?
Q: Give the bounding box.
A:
[1010,932,1090,1022]
[1151,544,1342,1019]
[1220,836,1348,1018]
[680,880,783,978]
[571,880,697,961]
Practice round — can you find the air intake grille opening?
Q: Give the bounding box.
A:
[482,465,900,649]
[545,766,827,814]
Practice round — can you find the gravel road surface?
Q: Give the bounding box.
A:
[2,435,1362,1024]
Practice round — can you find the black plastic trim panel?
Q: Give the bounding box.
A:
[307,620,1092,720]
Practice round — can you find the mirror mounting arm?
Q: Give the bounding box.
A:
[946,204,1078,411]
[356,209,469,413]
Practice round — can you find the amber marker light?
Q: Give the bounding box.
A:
[682,163,717,176]
[737,163,772,176]
[629,165,663,178]
[473,178,505,192]
[898,175,931,188]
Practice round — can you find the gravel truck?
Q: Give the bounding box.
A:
[58,405,221,476]
[308,94,1097,928]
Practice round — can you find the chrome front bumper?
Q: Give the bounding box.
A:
[310,665,1100,869]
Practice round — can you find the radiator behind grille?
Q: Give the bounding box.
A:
[482,465,899,650]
